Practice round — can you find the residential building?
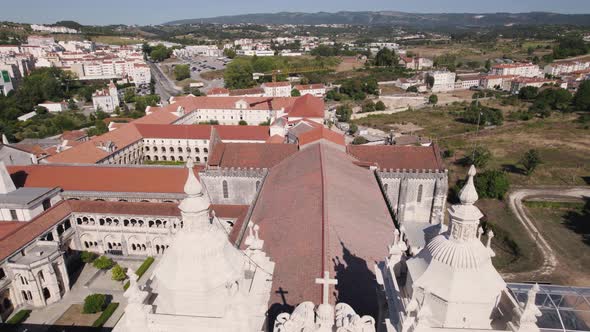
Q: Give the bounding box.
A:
[428,71,456,92]
[261,82,291,97]
[454,73,481,90]
[544,60,590,76]
[293,83,327,97]
[37,101,68,113]
[490,62,542,78]
[92,82,120,113]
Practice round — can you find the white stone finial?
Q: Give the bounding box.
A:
[486,230,496,257]
[2,134,9,145]
[477,226,484,240]
[516,283,542,330]
[245,222,264,251]
[0,161,16,194]
[183,159,202,196]
[458,165,478,205]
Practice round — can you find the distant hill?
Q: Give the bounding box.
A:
[164,11,590,27]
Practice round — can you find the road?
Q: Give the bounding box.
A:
[148,61,182,104]
[504,187,590,282]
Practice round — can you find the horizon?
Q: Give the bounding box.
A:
[1,0,590,26]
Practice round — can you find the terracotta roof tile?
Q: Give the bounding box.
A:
[8,164,202,194]
[134,124,269,141]
[298,127,345,147]
[208,142,297,169]
[346,144,445,171]
[287,94,325,119]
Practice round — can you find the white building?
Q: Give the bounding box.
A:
[428,71,456,92]
[261,82,291,97]
[454,73,481,90]
[400,56,434,70]
[37,101,68,113]
[173,45,222,57]
[30,24,78,34]
[293,84,326,97]
[490,63,542,78]
[237,50,275,57]
[544,60,590,76]
[92,82,120,113]
[480,75,517,91]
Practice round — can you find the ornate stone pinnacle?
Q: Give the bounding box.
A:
[458,165,479,205]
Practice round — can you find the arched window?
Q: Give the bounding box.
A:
[178,147,183,153]
[222,180,229,198]
[170,156,175,161]
[38,270,45,283]
[186,147,191,153]
[195,148,200,153]
[196,157,201,163]
[169,147,174,152]
[153,146,157,152]
[204,148,208,153]
[178,156,183,161]
[417,184,423,203]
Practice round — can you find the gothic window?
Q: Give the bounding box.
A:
[161,147,165,152]
[21,291,27,301]
[186,147,191,153]
[196,157,200,163]
[179,156,183,161]
[417,184,423,203]
[222,180,229,198]
[38,270,45,283]
[171,156,175,161]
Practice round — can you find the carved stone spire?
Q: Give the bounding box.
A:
[178,159,210,231]
[448,165,484,242]
[458,165,478,205]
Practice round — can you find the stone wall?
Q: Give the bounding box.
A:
[200,168,266,205]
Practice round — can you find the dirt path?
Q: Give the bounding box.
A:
[503,187,590,282]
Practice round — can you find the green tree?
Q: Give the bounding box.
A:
[224,61,255,89]
[428,94,438,105]
[374,48,396,67]
[474,170,510,200]
[573,80,590,112]
[223,48,237,59]
[375,100,386,111]
[83,294,106,314]
[464,146,492,169]
[362,100,376,113]
[518,86,539,100]
[173,64,190,81]
[484,59,492,72]
[335,104,353,122]
[348,123,358,134]
[93,256,114,270]
[238,120,248,125]
[111,264,127,282]
[149,44,172,62]
[406,86,418,93]
[520,149,542,175]
[291,89,301,97]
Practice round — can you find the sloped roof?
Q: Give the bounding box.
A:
[170,95,297,111]
[298,127,345,147]
[134,124,269,141]
[346,144,445,171]
[287,94,325,119]
[8,164,202,194]
[249,142,394,315]
[208,142,297,169]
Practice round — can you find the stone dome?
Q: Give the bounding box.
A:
[427,235,491,269]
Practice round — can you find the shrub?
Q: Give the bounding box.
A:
[406,86,418,93]
[361,100,376,113]
[352,136,369,145]
[173,64,191,81]
[348,123,358,134]
[238,120,248,125]
[291,89,301,97]
[111,264,127,281]
[93,256,114,270]
[92,302,119,327]
[6,309,31,324]
[375,100,386,111]
[520,149,542,176]
[428,94,438,105]
[474,170,510,200]
[463,146,492,169]
[81,251,97,264]
[83,294,106,314]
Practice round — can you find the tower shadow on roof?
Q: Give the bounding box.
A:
[333,241,379,320]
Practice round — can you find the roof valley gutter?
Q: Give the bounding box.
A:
[319,143,328,301]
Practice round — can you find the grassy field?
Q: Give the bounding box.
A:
[355,106,590,187]
[524,200,590,286]
[90,35,146,45]
[477,199,543,275]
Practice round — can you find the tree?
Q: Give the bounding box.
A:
[224,61,255,89]
[83,294,106,314]
[223,48,237,59]
[518,86,539,100]
[238,120,248,125]
[348,123,358,134]
[149,44,172,62]
[362,100,376,113]
[520,149,542,175]
[375,100,386,111]
[464,146,492,168]
[428,94,438,105]
[484,59,492,72]
[93,256,114,270]
[553,35,589,59]
[573,80,590,112]
[406,86,418,93]
[352,136,369,145]
[474,170,510,200]
[81,251,97,264]
[111,264,127,282]
[173,64,190,81]
[291,89,301,97]
[335,104,353,122]
[374,48,396,67]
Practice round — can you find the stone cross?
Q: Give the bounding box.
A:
[315,270,338,305]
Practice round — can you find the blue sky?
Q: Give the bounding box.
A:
[2,0,590,25]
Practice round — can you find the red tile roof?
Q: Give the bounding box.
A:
[294,84,326,91]
[8,164,202,194]
[0,201,72,261]
[134,124,269,141]
[346,144,445,171]
[262,82,291,87]
[298,127,345,147]
[287,94,325,119]
[248,142,394,312]
[170,95,297,112]
[68,200,181,216]
[208,142,297,169]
